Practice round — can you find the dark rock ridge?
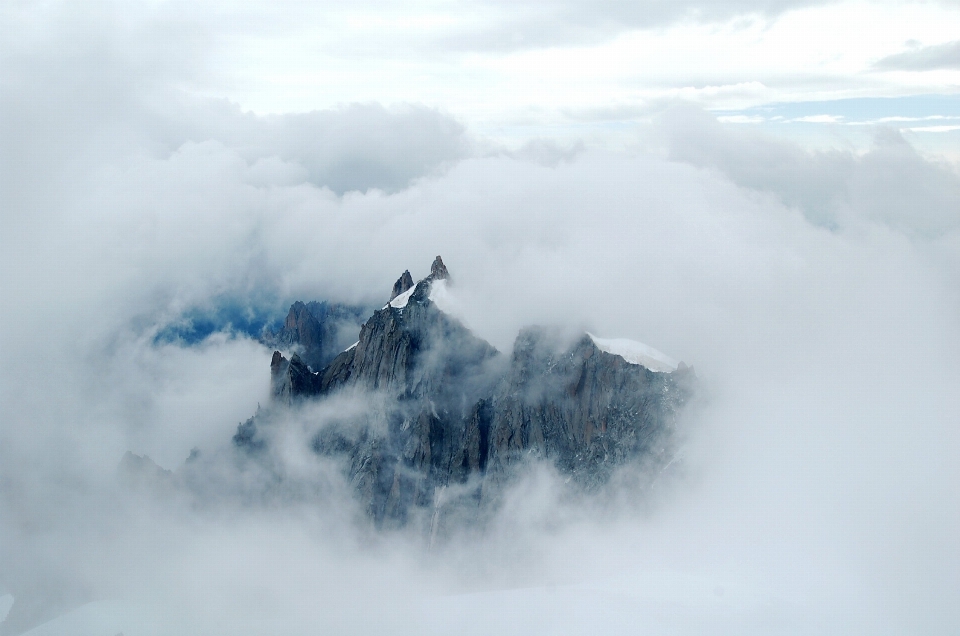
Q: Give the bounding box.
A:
[270,350,322,402]
[262,300,368,371]
[237,257,695,531]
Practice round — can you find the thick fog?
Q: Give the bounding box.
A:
[3,3,960,635]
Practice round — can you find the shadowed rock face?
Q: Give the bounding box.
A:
[270,350,322,401]
[264,300,368,371]
[238,258,695,530]
[484,328,693,492]
[429,255,449,281]
[390,270,414,301]
[321,279,499,397]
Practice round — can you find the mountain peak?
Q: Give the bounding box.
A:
[237,258,694,531]
[429,255,449,281]
[390,270,414,301]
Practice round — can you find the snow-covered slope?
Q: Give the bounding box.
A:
[388,284,417,309]
[587,333,678,372]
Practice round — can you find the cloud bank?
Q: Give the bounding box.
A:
[658,105,960,235]
[875,39,960,71]
[2,5,960,635]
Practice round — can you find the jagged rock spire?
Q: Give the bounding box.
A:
[390,270,414,301]
[429,255,449,281]
[270,350,284,374]
[238,257,695,531]
[269,350,321,402]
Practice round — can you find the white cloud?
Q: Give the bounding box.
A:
[657,105,960,236]
[907,124,960,132]
[2,2,960,634]
[717,115,766,123]
[875,38,960,70]
[789,114,844,123]
[7,0,960,135]
[3,95,960,630]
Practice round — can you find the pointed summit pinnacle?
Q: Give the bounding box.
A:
[429,255,450,281]
[390,270,414,301]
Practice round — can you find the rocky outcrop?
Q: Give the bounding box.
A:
[118,451,172,481]
[390,270,414,301]
[281,301,323,359]
[265,300,368,371]
[270,350,322,403]
[117,451,176,496]
[484,328,693,491]
[237,257,695,530]
[428,255,449,281]
[319,278,499,397]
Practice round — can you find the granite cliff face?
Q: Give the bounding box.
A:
[390,270,414,301]
[237,256,695,530]
[263,300,368,371]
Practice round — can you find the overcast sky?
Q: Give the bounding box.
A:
[4,0,960,147]
[1,1,959,635]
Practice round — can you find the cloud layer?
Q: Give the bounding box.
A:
[658,105,960,235]
[3,100,960,634]
[2,3,960,635]
[875,39,960,70]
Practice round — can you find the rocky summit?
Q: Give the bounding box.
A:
[235,256,696,532]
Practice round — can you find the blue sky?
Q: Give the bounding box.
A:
[714,93,960,153]
[715,93,960,125]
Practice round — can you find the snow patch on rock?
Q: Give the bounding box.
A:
[587,333,678,372]
[388,284,417,309]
